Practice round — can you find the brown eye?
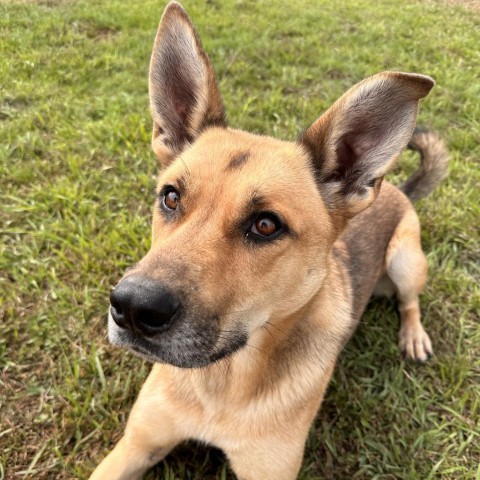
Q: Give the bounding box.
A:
[163,189,179,210]
[253,217,277,236]
[249,213,283,241]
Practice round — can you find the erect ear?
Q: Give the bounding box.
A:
[149,2,226,167]
[299,71,434,219]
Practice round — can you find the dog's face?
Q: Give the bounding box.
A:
[108,2,433,367]
[109,129,335,367]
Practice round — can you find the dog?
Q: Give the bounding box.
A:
[89,2,448,479]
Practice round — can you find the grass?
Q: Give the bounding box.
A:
[1,0,479,478]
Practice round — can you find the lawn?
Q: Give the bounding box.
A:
[1,0,479,478]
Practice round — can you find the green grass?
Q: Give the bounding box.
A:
[1,0,479,478]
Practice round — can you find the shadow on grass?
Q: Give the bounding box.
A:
[149,443,231,480]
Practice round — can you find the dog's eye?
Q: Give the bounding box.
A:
[163,188,179,210]
[247,213,283,242]
[253,217,277,236]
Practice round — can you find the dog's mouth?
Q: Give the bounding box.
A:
[108,312,248,368]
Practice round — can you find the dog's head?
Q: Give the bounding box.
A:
[108,1,434,367]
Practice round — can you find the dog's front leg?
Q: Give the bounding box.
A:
[88,434,177,480]
[89,367,184,480]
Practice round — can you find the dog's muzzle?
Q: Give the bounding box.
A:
[108,273,248,367]
[109,275,180,336]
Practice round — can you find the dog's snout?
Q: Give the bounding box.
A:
[109,276,180,336]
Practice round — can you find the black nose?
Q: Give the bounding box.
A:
[109,276,180,336]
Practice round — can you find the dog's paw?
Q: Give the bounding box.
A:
[399,324,433,362]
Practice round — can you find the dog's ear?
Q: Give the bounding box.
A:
[149,2,226,166]
[299,72,434,218]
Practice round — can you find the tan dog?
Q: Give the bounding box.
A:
[90,2,448,479]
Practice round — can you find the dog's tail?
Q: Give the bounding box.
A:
[398,127,449,202]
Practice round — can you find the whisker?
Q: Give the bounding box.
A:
[265,320,288,337]
[262,324,276,345]
[178,155,191,179]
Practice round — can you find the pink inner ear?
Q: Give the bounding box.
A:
[352,137,375,159]
[173,100,188,120]
[170,86,194,125]
[338,122,390,172]
[327,130,383,192]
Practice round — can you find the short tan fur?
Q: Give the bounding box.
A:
[90,3,448,479]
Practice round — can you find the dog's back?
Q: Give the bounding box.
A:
[337,128,448,320]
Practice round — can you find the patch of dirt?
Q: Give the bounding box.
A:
[444,0,480,9]
[425,0,480,11]
[0,96,31,120]
[2,0,73,6]
[71,21,120,40]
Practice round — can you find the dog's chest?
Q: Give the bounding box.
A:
[168,352,337,448]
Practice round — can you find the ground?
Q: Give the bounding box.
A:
[1,0,479,479]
